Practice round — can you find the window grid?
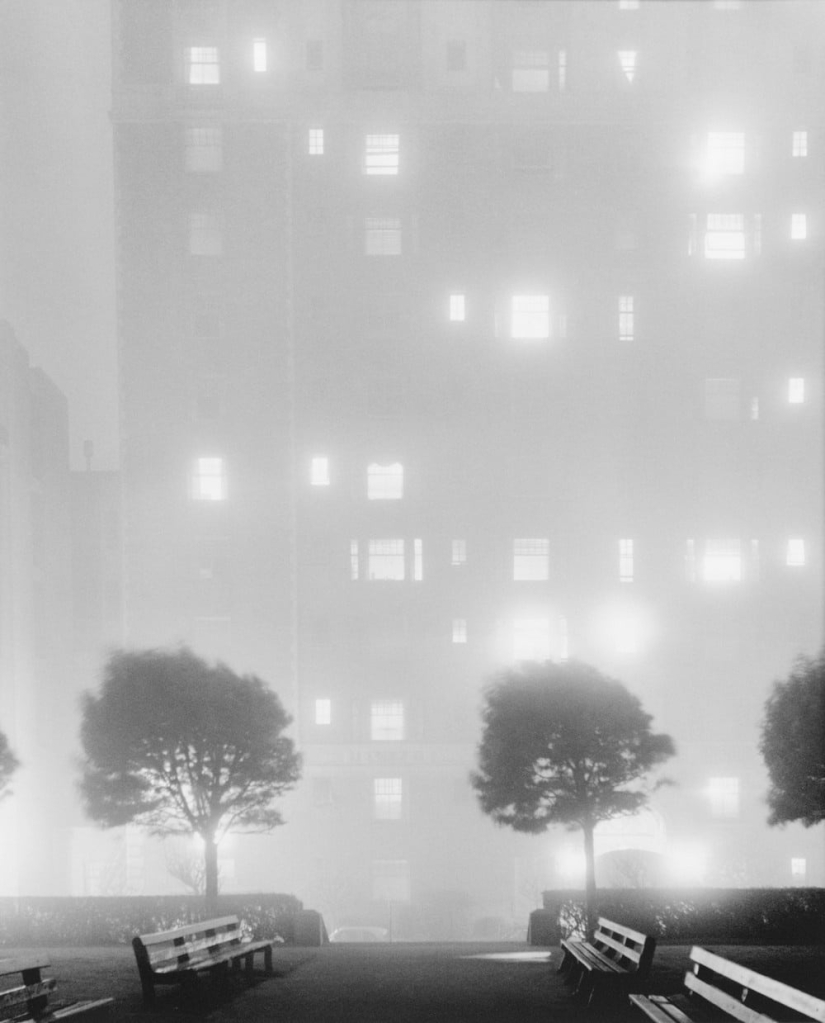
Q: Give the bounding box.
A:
[449,294,466,322]
[558,50,567,92]
[511,295,550,339]
[413,539,423,581]
[350,540,359,581]
[365,217,402,256]
[185,127,222,173]
[618,50,637,82]
[451,539,467,567]
[702,539,742,582]
[706,132,745,175]
[370,700,405,741]
[619,539,634,582]
[191,457,226,501]
[705,214,745,260]
[452,619,467,644]
[513,538,549,581]
[512,50,550,92]
[619,295,634,341]
[308,128,325,155]
[365,134,400,175]
[188,46,220,85]
[786,538,805,567]
[792,130,808,157]
[373,778,403,820]
[368,539,405,581]
[791,213,807,240]
[367,463,403,500]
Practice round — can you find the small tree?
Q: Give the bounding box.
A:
[759,650,825,828]
[79,647,302,906]
[471,661,674,933]
[0,729,20,801]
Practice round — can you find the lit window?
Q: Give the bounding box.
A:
[788,378,805,404]
[791,213,807,240]
[512,50,549,92]
[750,397,760,420]
[189,213,223,256]
[311,457,330,486]
[365,134,400,175]
[792,131,808,157]
[447,39,467,72]
[315,699,331,725]
[365,217,402,256]
[372,860,410,902]
[370,700,404,740]
[708,777,739,818]
[705,214,745,260]
[791,857,807,879]
[702,539,742,582]
[619,296,634,341]
[308,128,324,155]
[452,619,467,644]
[513,618,551,662]
[191,457,226,501]
[367,463,403,500]
[619,539,634,582]
[185,126,223,173]
[619,0,640,8]
[253,37,267,72]
[350,540,359,581]
[558,50,567,92]
[188,47,220,85]
[704,378,740,420]
[514,538,549,581]
[449,294,465,322]
[451,539,467,566]
[511,295,550,339]
[374,778,403,820]
[705,132,745,176]
[413,539,423,581]
[786,538,805,567]
[368,539,405,581]
[618,51,637,82]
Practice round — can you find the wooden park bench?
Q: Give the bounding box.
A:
[132,914,276,1006]
[0,957,113,1022]
[629,945,825,1023]
[558,916,656,1006]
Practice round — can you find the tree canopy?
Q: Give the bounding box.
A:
[79,646,302,901]
[0,729,19,802]
[759,650,825,828]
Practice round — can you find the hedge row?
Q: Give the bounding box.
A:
[0,893,303,946]
[537,888,825,944]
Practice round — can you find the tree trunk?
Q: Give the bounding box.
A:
[204,833,219,913]
[581,821,597,940]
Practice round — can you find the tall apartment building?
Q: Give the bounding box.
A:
[111,1,824,932]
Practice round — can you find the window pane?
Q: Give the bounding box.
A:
[185,126,222,173]
[188,46,220,85]
[365,134,400,175]
[708,777,739,818]
[513,538,549,580]
[511,295,550,339]
[365,217,402,255]
[370,700,405,740]
[191,457,226,501]
[619,295,634,341]
[367,463,403,499]
[786,538,805,566]
[449,294,465,322]
[792,130,808,157]
[253,37,267,72]
[451,539,466,566]
[791,213,807,240]
[705,214,745,260]
[619,539,634,582]
[311,457,330,486]
[702,539,742,582]
[788,378,805,403]
[308,128,325,155]
[368,539,405,580]
[512,51,549,92]
[706,132,745,175]
[452,619,467,644]
[618,50,637,81]
[513,618,550,661]
[315,698,331,725]
[374,778,403,819]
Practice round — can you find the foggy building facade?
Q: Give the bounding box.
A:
[110,1,823,930]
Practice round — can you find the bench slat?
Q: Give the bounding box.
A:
[146,932,242,966]
[137,916,240,947]
[598,917,649,947]
[48,998,115,1020]
[0,979,57,1014]
[0,960,50,979]
[596,932,643,964]
[629,994,690,1023]
[685,972,776,1023]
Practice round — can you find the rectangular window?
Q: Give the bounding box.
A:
[370,700,405,740]
[619,0,640,7]
[786,538,805,567]
[791,213,807,240]
[452,619,467,644]
[374,778,403,820]
[311,456,330,486]
[185,126,223,173]
[191,457,226,501]
[449,294,466,322]
[368,539,405,581]
[706,132,745,176]
[189,213,223,257]
[306,40,324,71]
[788,377,805,403]
[372,860,410,902]
[365,217,402,256]
[253,37,267,72]
[512,50,549,92]
[791,857,807,879]
[315,698,331,725]
[558,50,567,92]
[708,777,739,818]
[792,130,808,157]
[350,540,359,581]
[705,214,745,260]
[188,46,220,85]
[513,538,549,581]
[447,39,466,72]
[308,128,324,155]
[513,618,551,662]
[618,296,634,341]
[704,378,740,420]
[367,463,403,499]
[618,50,637,82]
[511,295,550,339]
[451,539,467,567]
[702,539,742,582]
[750,397,760,420]
[365,134,400,175]
[413,539,423,581]
[619,539,634,582]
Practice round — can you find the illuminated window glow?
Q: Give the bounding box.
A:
[513,618,551,661]
[189,213,223,256]
[514,538,549,581]
[618,51,637,82]
[188,46,220,85]
[368,539,405,580]
[452,619,467,644]
[705,214,745,260]
[786,538,805,567]
[308,128,324,155]
[452,539,467,566]
[253,37,267,72]
[367,463,403,499]
[371,700,404,740]
[619,0,640,8]
[708,777,739,818]
[365,134,400,175]
[311,457,330,486]
[792,131,808,157]
[315,699,331,725]
[449,294,466,322]
[619,296,634,341]
[558,50,567,92]
[788,378,805,404]
[619,539,634,582]
[191,457,226,501]
[374,778,403,819]
[791,857,807,878]
[512,50,549,92]
[185,127,222,173]
[365,217,401,256]
[511,295,550,339]
[350,540,359,581]
[706,132,745,176]
[702,539,742,582]
[791,213,807,240]
[413,539,423,581]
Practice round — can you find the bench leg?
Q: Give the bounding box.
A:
[264,945,273,973]
[244,953,254,977]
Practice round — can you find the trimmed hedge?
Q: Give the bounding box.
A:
[0,893,303,946]
[538,888,825,945]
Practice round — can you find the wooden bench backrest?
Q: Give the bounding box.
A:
[594,917,656,974]
[136,915,244,970]
[0,958,56,1019]
[685,947,825,1023]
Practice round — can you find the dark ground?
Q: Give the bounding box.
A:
[2,942,824,1022]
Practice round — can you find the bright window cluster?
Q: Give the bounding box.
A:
[368,539,405,580]
[188,47,220,85]
[365,134,400,175]
[370,700,405,741]
[373,778,403,819]
[704,214,745,260]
